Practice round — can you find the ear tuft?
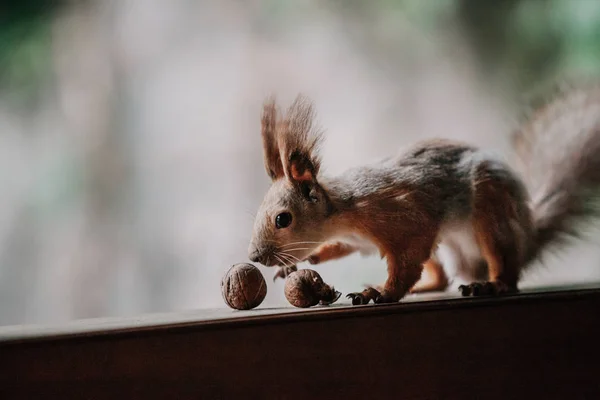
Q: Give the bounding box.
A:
[261,96,284,180]
[278,94,323,184]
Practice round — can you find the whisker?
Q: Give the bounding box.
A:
[243,206,257,216]
[277,253,295,266]
[280,241,324,248]
[283,247,313,252]
[273,254,288,267]
[280,251,302,264]
[280,253,299,267]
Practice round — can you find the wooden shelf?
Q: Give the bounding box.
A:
[1,284,600,399]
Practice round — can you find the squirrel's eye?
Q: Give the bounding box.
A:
[275,212,292,229]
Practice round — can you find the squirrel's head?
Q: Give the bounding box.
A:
[248,95,333,267]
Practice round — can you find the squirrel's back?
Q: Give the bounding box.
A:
[327,138,526,223]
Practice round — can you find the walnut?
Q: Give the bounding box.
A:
[284,269,341,308]
[221,263,267,310]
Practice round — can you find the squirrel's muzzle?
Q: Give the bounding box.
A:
[248,245,277,266]
[248,250,261,263]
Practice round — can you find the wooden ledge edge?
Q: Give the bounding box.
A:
[1,283,599,346]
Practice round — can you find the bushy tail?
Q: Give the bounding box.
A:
[512,84,600,262]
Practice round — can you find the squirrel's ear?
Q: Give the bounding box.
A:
[289,151,317,182]
[279,94,323,184]
[261,97,284,181]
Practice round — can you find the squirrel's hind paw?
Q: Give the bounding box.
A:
[459,281,517,297]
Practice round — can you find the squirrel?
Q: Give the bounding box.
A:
[248,86,600,305]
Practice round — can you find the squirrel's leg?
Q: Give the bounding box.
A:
[458,223,520,296]
[410,258,449,294]
[347,238,435,305]
[375,253,426,303]
[459,173,526,297]
[306,242,358,265]
[273,242,358,282]
[458,229,519,296]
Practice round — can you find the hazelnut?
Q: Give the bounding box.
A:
[284,269,341,308]
[221,263,267,310]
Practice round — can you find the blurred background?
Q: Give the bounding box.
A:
[1,0,600,326]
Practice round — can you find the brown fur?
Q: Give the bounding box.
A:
[249,89,600,304]
[261,97,284,180]
[307,242,357,265]
[410,259,448,294]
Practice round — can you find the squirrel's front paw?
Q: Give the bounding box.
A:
[347,287,402,305]
[346,287,381,305]
[272,265,298,282]
[306,254,320,265]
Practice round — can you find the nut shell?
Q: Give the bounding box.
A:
[284,269,341,308]
[221,263,267,310]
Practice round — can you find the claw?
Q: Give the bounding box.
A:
[483,281,496,295]
[374,292,397,304]
[272,269,283,282]
[346,293,367,305]
[272,265,298,282]
[458,284,472,296]
[332,290,342,304]
[320,290,342,306]
[459,281,515,297]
